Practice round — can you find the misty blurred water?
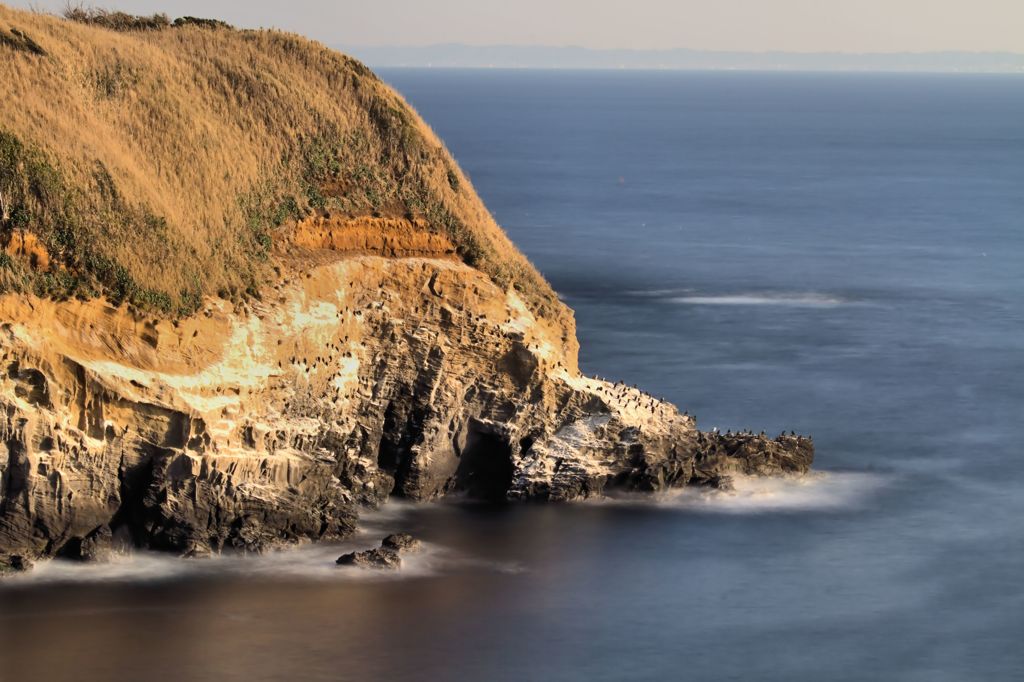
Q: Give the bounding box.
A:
[1,70,1022,681]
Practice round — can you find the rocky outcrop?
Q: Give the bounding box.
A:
[337,533,422,569]
[381,532,421,552]
[0,237,813,570]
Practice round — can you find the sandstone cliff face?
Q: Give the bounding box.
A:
[0,224,812,568]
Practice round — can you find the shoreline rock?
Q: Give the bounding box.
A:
[1,557,34,569]
[381,533,421,552]
[336,533,422,569]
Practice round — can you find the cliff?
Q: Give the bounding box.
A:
[0,7,812,568]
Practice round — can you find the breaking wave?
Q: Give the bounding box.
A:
[2,524,521,588]
[669,293,845,307]
[2,475,884,587]
[620,288,849,308]
[604,471,885,513]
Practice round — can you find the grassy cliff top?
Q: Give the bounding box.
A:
[0,5,567,327]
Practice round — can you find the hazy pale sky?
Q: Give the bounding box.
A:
[12,0,1024,52]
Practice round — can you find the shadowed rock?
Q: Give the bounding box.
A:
[2,555,33,572]
[336,547,402,569]
[56,524,115,563]
[336,533,422,569]
[381,533,421,552]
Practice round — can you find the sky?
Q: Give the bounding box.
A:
[10,0,1024,53]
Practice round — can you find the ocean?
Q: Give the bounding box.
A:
[1,70,1022,681]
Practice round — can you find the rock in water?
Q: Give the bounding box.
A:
[337,533,422,569]
[336,547,402,569]
[381,533,421,552]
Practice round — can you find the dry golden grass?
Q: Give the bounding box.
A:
[0,3,566,327]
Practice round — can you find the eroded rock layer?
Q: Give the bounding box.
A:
[0,238,812,568]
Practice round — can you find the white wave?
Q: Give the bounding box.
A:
[625,288,692,298]
[3,534,521,587]
[604,471,884,513]
[7,551,195,585]
[2,474,880,586]
[668,293,845,307]
[355,499,421,530]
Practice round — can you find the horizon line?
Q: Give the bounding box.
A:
[342,43,1024,58]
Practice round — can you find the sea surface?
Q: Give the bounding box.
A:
[2,70,1022,681]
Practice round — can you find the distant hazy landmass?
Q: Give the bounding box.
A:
[346,44,1024,73]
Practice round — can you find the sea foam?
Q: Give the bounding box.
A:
[602,471,884,513]
[3,529,520,588]
[668,293,845,307]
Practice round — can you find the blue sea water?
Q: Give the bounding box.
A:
[1,70,1022,681]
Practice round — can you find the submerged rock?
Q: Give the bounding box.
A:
[381,533,421,552]
[336,547,402,569]
[337,534,421,569]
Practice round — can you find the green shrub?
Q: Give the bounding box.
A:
[172,17,233,30]
[0,129,204,315]
[63,8,171,32]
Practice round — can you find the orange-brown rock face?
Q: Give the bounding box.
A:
[285,215,457,259]
[2,230,50,271]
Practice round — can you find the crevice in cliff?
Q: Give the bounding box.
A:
[108,446,160,550]
[454,420,514,502]
[0,437,28,516]
[7,361,50,408]
[376,396,430,498]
